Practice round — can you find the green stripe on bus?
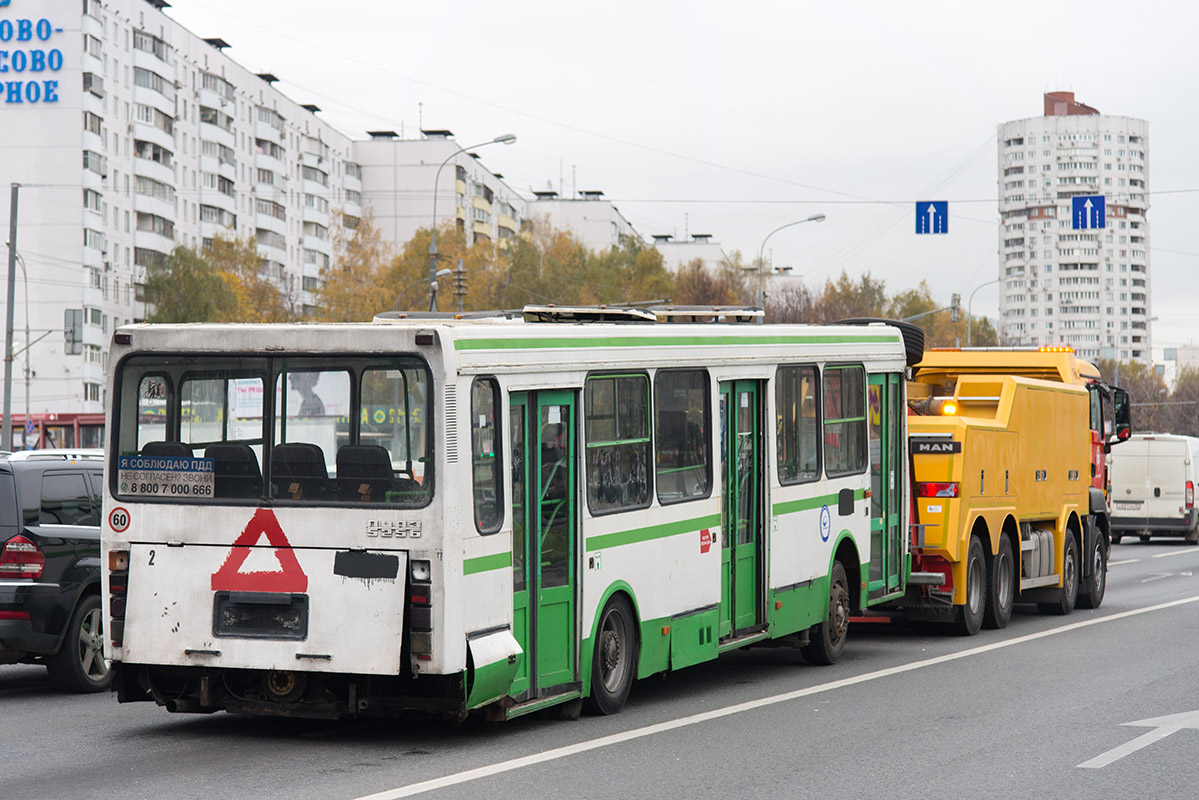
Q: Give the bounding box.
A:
[585,514,721,552]
[772,487,866,517]
[463,551,512,575]
[454,334,898,352]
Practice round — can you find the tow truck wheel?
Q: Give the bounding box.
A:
[1038,533,1079,615]
[1077,533,1108,609]
[983,535,1015,629]
[953,536,985,636]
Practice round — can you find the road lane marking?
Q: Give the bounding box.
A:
[354,594,1199,800]
[1109,559,1140,566]
[1138,572,1174,584]
[1151,549,1199,560]
[1079,709,1199,769]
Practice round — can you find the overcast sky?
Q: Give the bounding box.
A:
[164,0,1198,354]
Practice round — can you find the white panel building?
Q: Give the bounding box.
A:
[997,92,1151,362]
[0,0,360,445]
[354,130,523,252]
[523,190,638,253]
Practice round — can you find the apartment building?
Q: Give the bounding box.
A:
[997,91,1151,362]
[0,0,360,443]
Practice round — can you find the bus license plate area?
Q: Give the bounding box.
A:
[213,591,309,640]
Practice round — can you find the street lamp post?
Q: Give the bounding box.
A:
[395,268,451,312]
[14,252,29,448]
[428,133,516,311]
[967,269,1024,347]
[757,214,825,311]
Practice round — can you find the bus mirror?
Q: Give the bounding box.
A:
[1117,425,1131,441]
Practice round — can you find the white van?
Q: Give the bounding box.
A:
[1109,433,1199,544]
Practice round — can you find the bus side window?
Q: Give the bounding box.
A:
[654,369,711,503]
[824,365,867,477]
[776,365,820,484]
[471,378,504,534]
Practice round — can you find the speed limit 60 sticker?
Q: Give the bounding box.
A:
[109,507,131,533]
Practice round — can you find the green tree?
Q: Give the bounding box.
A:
[145,245,236,323]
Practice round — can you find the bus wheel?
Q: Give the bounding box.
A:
[1039,534,1079,615]
[585,595,637,715]
[47,594,111,693]
[801,561,850,665]
[984,535,1015,629]
[953,536,985,636]
[1111,533,1123,545]
[1078,532,1108,609]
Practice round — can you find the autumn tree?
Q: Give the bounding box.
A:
[1097,359,1170,433]
[316,212,395,321]
[144,245,236,323]
[207,232,293,322]
[809,270,887,323]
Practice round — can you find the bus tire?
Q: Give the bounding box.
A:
[47,594,111,693]
[1078,532,1108,609]
[953,536,985,636]
[585,595,637,715]
[1111,533,1123,545]
[983,534,1015,629]
[801,561,850,665]
[1038,533,1079,616]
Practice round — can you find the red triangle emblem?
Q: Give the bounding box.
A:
[211,508,309,593]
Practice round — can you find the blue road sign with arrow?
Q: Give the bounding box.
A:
[1072,195,1106,229]
[916,201,948,234]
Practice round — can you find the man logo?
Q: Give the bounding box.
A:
[913,440,961,454]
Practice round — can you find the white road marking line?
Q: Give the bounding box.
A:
[354,594,1199,800]
[1151,549,1199,560]
[1138,572,1174,584]
[1078,726,1182,769]
[1109,559,1140,566]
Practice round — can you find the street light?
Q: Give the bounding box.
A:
[757,214,825,311]
[428,133,516,311]
[967,269,1024,347]
[395,268,451,312]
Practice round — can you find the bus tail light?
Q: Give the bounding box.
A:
[0,536,45,579]
[409,559,432,661]
[917,482,959,498]
[1187,481,1194,510]
[108,550,130,647]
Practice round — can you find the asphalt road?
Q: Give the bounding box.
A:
[4,538,1198,799]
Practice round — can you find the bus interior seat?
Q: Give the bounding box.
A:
[336,444,393,502]
[141,441,189,458]
[205,442,263,499]
[271,442,328,500]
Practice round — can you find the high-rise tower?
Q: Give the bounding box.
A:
[997,92,1151,362]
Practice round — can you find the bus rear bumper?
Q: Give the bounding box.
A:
[113,661,468,720]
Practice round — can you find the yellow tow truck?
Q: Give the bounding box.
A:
[902,347,1130,634]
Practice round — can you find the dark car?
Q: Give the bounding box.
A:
[0,449,109,692]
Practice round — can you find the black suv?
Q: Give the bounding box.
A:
[0,449,109,692]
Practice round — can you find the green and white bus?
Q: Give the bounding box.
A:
[101,307,914,720]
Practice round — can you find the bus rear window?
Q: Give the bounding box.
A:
[112,355,433,507]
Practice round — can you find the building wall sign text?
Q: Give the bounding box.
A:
[0,5,65,105]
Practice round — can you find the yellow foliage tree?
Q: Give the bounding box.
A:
[315,212,395,321]
[207,232,293,323]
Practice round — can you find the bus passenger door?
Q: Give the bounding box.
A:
[720,380,764,638]
[867,374,903,598]
[510,391,578,698]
